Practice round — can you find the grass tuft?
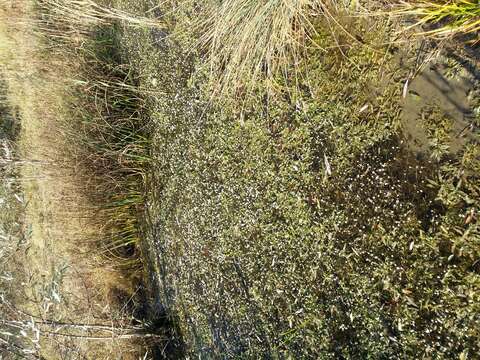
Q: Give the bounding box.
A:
[197,0,325,94]
[395,0,480,38]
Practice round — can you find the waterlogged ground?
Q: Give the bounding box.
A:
[402,43,479,156]
[106,3,480,357]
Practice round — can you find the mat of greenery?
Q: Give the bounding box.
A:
[111,2,480,357]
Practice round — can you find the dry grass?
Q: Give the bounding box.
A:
[197,0,325,94]
[0,0,157,358]
[25,0,160,262]
[39,0,162,27]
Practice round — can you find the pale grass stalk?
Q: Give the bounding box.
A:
[39,0,164,29]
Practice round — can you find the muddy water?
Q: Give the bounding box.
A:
[401,47,479,156]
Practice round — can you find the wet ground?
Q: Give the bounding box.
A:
[401,41,480,157]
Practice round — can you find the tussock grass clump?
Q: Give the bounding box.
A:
[198,0,479,95]
[396,0,480,38]
[199,0,323,93]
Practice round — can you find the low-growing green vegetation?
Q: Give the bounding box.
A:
[104,0,480,357]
